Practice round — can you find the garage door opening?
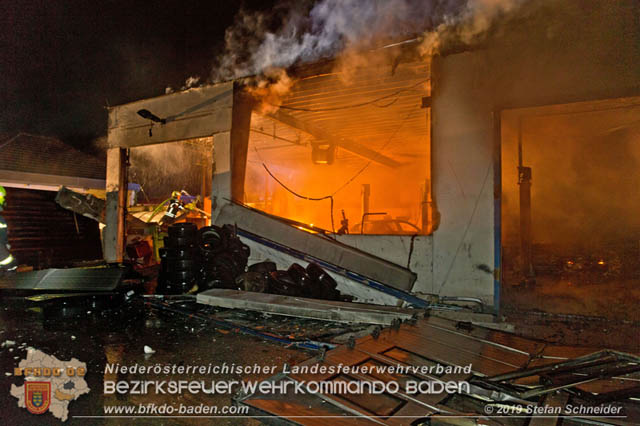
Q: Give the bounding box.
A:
[500,97,640,319]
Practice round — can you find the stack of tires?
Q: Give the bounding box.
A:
[154,222,347,301]
[234,260,345,301]
[158,222,198,294]
[264,262,343,300]
[198,225,250,290]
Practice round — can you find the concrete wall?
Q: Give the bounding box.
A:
[431,53,496,304]
[107,82,233,148]
[430,0,640,307]
[211,131,232,218]
[336,235,433,295]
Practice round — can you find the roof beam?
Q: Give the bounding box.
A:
[264,109,401,168]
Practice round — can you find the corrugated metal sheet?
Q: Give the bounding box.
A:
[0,266,124,290]
[2,187,103,268]
[237,316,640,425]
[249,60,430,167]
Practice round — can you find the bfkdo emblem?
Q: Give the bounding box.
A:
[25,381,51,415]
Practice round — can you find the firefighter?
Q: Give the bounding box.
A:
[0,186,17,272]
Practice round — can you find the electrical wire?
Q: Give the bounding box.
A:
[254,106,420,235]
[269,79,429,112]
[261,163,336,236]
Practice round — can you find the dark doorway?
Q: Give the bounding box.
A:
[500,97,640,319]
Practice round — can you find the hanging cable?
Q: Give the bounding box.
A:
[261,163,336,236]
[253,108,419,235]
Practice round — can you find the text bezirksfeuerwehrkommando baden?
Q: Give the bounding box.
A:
[103,362,473,396]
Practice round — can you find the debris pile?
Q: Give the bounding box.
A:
[235,316,640,424]
[158,222,348,301]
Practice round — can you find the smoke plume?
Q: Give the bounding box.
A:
[210,0,526,84]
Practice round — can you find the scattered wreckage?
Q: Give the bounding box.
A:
[235,317,640,425]
[0,188,636,424]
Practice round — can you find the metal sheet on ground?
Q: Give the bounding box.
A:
[197,289,420,325]
[0,267,125,291]
[238,316,639,424]
[422,316,546,356]
[403,332,529,374]
[240,376,381,425]
[215,203,417,292]
[528,392,569,426]
[575,372,640,394]
[238,317,502,424]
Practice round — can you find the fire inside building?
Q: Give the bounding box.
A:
[0,1,638,424]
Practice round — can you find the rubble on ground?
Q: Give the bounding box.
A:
[157,222,351,301]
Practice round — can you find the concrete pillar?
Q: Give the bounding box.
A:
[104,147,127,263]
[518,166,534,278]
[230,83,254,204]
[421,178,431,234]
[211,132,231,221]
[211,83,254,221]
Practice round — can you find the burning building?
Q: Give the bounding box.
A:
[103,0,639,315]
[2,1,640,424]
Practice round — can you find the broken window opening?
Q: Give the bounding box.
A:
[244,60,433,236]
[127,137,214,228]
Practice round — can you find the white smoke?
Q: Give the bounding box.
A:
[211,0,526,83]
[182,76,201,89]
[419,0,524,55]
[166,76,202,94]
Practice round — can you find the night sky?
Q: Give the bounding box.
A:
[0,0,276,151]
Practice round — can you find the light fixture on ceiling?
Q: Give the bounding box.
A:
[311,142,335,165]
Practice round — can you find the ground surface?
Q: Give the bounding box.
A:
[0,297,308,425]
[501,277,640,353]
[0,289,638,425]
[502,276,640,321]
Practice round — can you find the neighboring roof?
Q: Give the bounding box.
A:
[0,133,105,180]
